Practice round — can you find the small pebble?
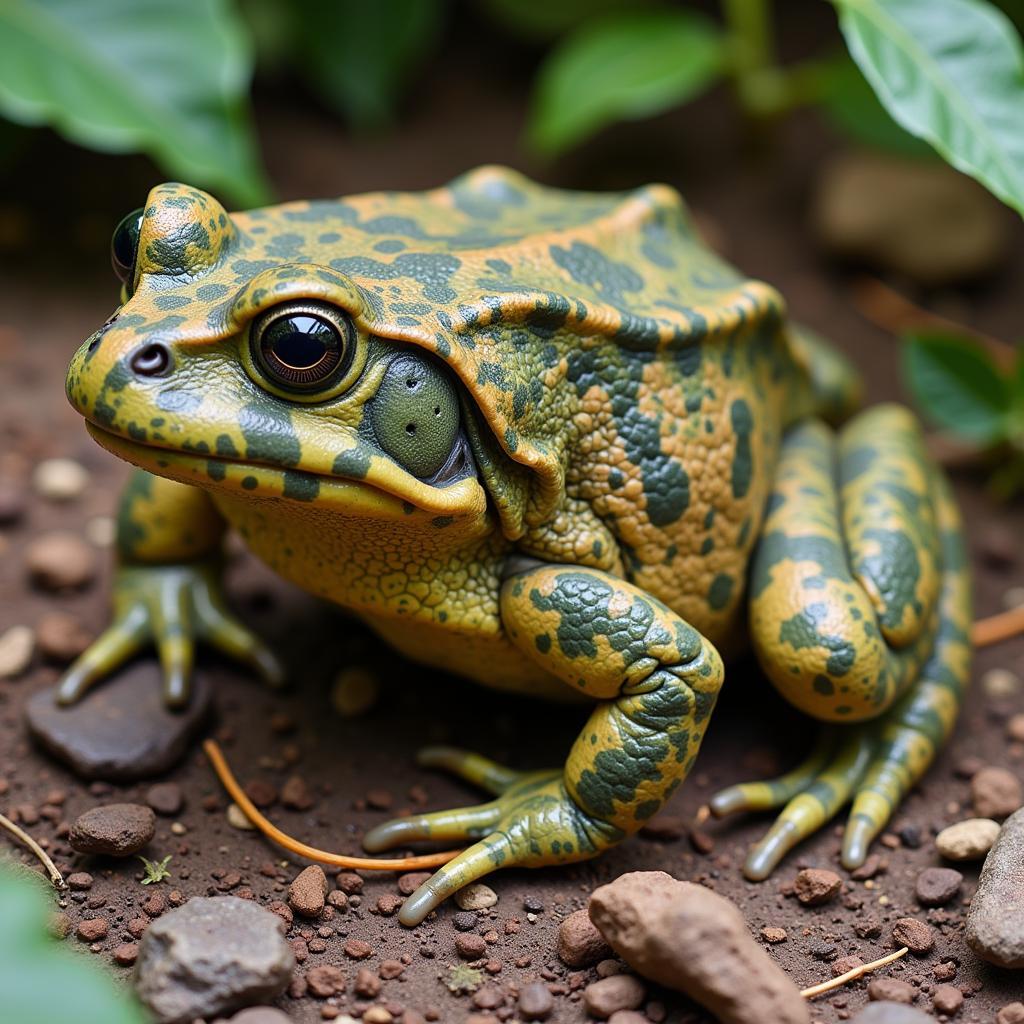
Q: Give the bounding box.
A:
[112,942,139,966]
[455,883,498,911]
[66,872,94,891]
[455,933,487,960]
[26,532,97,590]
[972,767,1023,819]
[145,782,183,817]
[281,774,315,811]
[84,515,116,548]
[343,938,372,959]
[853,1004,933,1023]
[932,984,964,1016]
[868,978,916,1004]
[0,480,26,524]
[761,926,787,944]
[1007,715,1024,743]
[0,624,34,679]
[794,867,842,906]
[306,964,346,998]
[557,908,612,967]
[915,866,963,906]
[518,980,554,1020]
[33,458,89,501]
[398,872,431,896]
[983,667,1021,699]
[583,975,646,1019]
[77,917,109,942]
[35,611,92,663]
[69,803,155,856]
[966,806,1024,967]
[226,803,255,830]
[288,865,328,918]
[330,667,380,717]
[892,917,934,954]
[935,817,1001,860]
[997,1003,1024,1024]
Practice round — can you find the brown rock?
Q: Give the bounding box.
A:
[853,1003,933,1023]
[932,985,963,1016]
[588,870,809,1024]
[336,872,364,895]
[26,532,97,590]
[997,1004,1024,1024]
[398,871,431,896]
[972,767,1023,819]
[761,927,787,944]
[558,907,612,967]
[519,980,555,1020]
[966,806,1024,967]
[583,975,646,1019]
[793,868,842,906]
[66,871,94,891]
[868,978,916,1004]
[112,942,138,966]
[892,917,934,954]
[69,803,155,856]
[455,932,487,960]
[343,938,372,959]
[306,964,346,998]
[77,917,109,942]
[35,611,93,663]
[354,966,382,998]
[146,782,184,817]
[915,866,963,906]
[281,774,314,811]
[288,865,327,918]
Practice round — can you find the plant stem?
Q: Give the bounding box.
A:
[0,812,65,889]
[722,0,786,118]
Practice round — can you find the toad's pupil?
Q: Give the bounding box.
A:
[266,315,334,369]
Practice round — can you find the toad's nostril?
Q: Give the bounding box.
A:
[130,342,171,378]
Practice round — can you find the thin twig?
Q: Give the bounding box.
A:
[850,276,1015,369]
[973,605,1024,648]
[0,812,65,889]
[801,947,908,999]
[203,740,462,871]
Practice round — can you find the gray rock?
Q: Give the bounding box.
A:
[966,807,1024,968]
[25,662,213,781]
[135,896,294,1024]
[853,1003,934,1023]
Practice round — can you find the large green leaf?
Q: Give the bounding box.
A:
[903,332,1012,443]
[0,866,148,1024]
[526,9,726,157]
[0,0,269,208]
[834,0,1024,216]
[819,53,935,157]
[289,0,444,132]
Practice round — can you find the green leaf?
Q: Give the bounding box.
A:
[819,53,935,157]
[902,332,1011,443]
[139,854,172,885]
[0,0,270,208]
[0,867,147,1024]
[833,0,1024,216]
[289,0,444,132]
[526,9,726,157]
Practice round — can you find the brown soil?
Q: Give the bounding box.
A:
[1,7,1022,1021]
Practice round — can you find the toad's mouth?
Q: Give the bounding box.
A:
[86,422,488,522]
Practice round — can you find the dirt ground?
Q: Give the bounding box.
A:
[1,8,1023,1022]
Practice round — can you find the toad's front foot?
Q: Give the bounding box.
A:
[363,746,620,927]
[57,561,284,709]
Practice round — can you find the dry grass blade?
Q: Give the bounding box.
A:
[973,605,1024,648]
[0,811,65,889]
[801,947,908,999]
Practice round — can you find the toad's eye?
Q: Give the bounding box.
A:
[251,302,354,392]
[111,207,144,292]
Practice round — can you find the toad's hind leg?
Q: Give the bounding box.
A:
[710,406,971,878]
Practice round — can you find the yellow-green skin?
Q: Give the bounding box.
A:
[63,167,971,926]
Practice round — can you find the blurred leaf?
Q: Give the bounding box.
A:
[527,9,726,156]
[819,54,934,157]
[480,0,642,40]
[903,332,1011,444]
[0,0,270,208]
[834,0,1024,216]
[0,866,147,1024]
[290,0,444,131]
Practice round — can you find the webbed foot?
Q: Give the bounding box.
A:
[363,746,618,926]
[57,561,284,709]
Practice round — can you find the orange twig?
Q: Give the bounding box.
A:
[203,739,461,871]
[973,605,1024,648]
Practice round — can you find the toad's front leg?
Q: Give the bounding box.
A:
[364,564,724,926]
